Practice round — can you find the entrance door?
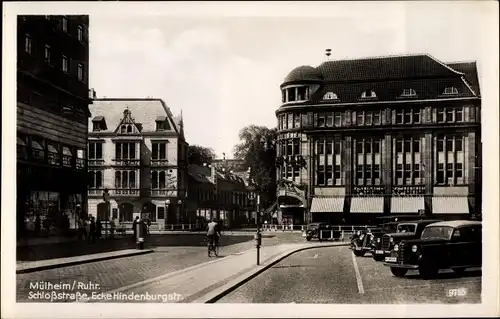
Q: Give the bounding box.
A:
[119,203,134,222]
[97,202,109,220]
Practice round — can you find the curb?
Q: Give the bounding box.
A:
[198,242,350,303]
[16,249,154,274]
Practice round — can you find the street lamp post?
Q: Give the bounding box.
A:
[165,199,170,230]
[177,199,183,224]
[102,188,110,239]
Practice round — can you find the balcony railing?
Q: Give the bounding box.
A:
[112,159,141,166]
[151,159,169,166]
[88,188,140,196]
[150,189,176,196]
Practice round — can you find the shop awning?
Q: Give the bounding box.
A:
[63,147,72,156]
[391,197,424,213]
[432,196,469,214]
[264,200,278,215]
[350,197,384,213]
[310,197,344,213]
[17,137,26,146]
[48,145,58,153]
[31,141,43,150]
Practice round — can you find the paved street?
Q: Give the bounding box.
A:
[217,246,482,304]
[16,232,311,301]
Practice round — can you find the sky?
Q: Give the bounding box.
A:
[80,2,495,158]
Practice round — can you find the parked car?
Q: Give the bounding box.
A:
[303,222,341,241]
[384,220,482,278]
[350,226,382,256]
[373,219,441,261]
[370,222,400,260]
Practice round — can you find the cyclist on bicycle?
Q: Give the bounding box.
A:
[207,219,221,251]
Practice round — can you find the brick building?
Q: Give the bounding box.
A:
[275,54,481,225]
[87,98,188,229]
[17,15,90,236]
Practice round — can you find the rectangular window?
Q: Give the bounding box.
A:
[334,113,341,127]
[287,113,293,128]
[78,63,84,81]
[365,112,373,126]
[326,113,333,127]
[374,111,381,125]
[62,55,68,73]
[77,25,84,41]
[456,107,464,122]
[437,110,445,123]
[317,166,325,185]
[404,164,411,179]
[334,165,341,179]
[357,112,364,126]
[293,139,300,155]
[374,164,380,179]
[437,138,444,152]
[446,108,454,122]
[356,165,363,179]
[326,166,333,185]
[437,163,445,183]
[396,110,404,124]
[287,140,294,155]
[372,140,380,154]
[404,140,411,153]
[413,139,420,153]
[294,114,301,128]
[326,141,333,154]
[88,142,102,159]
[446,163,453,180]
[334,141,341,154]
[396,164,403,178]
[365,141,372,154]
[44,45,51,63]
[25,35,32,54]
[414,164,420,178]
[455,137,463,152]
[446,139,453,152]
[157,207,165,220]
[404,110,412,124]
[152,142,167,160]
[317,140,324,155]
[356,141,363,154]
[413,109,421,123]
[396,140,403,153]
[365,164,372,179]
[317,113,326,127]
[456,163,463,178]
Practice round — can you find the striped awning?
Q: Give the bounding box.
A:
[350,197,384,213]
[391,197,424,213]
[264,200,278,214]
[310,197,344,213]
[432,197,469,214]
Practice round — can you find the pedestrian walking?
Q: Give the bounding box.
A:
[132,216,139,241]
[85,218,91,242]
[146,217,151,235]
[89,216,96,243]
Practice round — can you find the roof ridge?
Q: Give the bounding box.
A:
[317,52,428,65]
[445,60,477,65]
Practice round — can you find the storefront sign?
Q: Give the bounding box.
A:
[352,186,384,195]
[392,186,426,195]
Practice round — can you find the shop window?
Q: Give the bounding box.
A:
[47,144,60,166]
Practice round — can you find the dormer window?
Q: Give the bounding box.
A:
[156,116,170,131]
[443,86,459,95]
[323,92,338,100]
[92,116,107,132]
[401,88,417,97]
[361,89,377,98]
[282,86,309,103]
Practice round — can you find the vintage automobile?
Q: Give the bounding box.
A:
[303,222,341,241]
[373,219,441,261]
[350,226,382,256]
[384,220,482,279]
[370,222,400,260]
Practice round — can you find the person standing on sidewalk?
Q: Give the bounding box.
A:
[132,216,139,241]
[78,217,86,241]
[89,216,96,243]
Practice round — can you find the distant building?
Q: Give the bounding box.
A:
[276,54,481,225]
[87,98,189,229]
[17,15,90,236]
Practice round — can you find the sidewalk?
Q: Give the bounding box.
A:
[94,241,349,303]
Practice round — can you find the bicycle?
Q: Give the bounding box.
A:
[207,236,219,257]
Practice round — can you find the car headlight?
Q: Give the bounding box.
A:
[394,244,399,251]
[377,238,381,243]
[389,237,394,242]
[412,245,418,253]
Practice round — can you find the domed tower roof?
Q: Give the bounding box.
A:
[282,65,323,85]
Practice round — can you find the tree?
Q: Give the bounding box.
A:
[233,125,277,209]
[188,145,216,165]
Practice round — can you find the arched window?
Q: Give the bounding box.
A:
[401,88,417,97]
[122,171,128,189]
[159,171,166,189]
[152,171,158,189]
[127,125,132,133]
[323,92,338,100]
[361,89,376,98]
[443,86,458,95]
[120,125,126,133]
[129,171,135,188]
[115,171,121,188]
[95,171,102,189]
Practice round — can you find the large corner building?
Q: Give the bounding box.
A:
[275,54,481,225]
[17,15,90,236]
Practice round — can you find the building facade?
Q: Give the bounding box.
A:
[87,98,189,229]
[17,15,90,236]
[275,54,481,225]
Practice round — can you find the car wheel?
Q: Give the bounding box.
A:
[353,250,363,257]
[452,267,467,275]
[373,254,384,262]
[390,268,408,277]
[419,262,439,279]
[306,236,312,241]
